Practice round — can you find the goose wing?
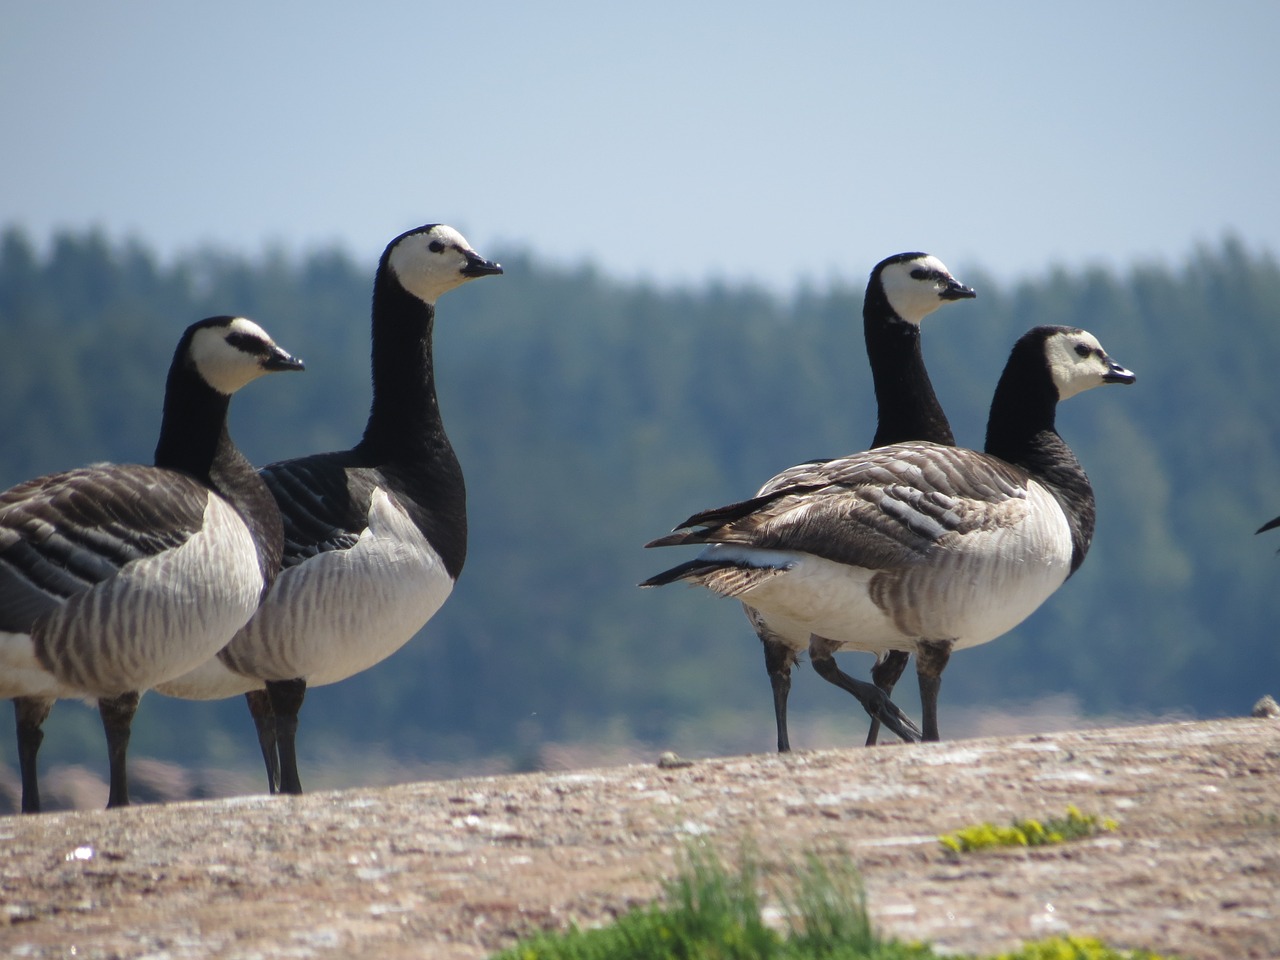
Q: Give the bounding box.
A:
[260,454,380,565]
[0,465,207,632]
[653,443,1035,572]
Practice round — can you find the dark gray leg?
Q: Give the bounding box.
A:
[916,639,954,742]
[98,691,141,808]
[244,688,280,794]
[761,635,798,753]
[865,650,911,747]
[265,679,307,795]
[809,636,921,744]
[14,697,54,814]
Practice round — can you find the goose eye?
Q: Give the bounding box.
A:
[428,240,445,253]
[1074,343,1092,358]
[910,268,929,280]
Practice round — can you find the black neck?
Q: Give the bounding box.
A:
[358,269,452,463]
[353,265,467,577]
[153,362,234,486]
[984,343,1095,574]
[864,293,954,448]
[153,361,284,589]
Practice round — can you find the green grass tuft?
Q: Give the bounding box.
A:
[490,844,1167,960]
[491,844,928,960]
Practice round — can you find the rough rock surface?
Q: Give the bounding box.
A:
[2,717,1278,959]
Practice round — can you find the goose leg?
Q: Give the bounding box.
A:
[14,696,54,814]
[98,691,141,808]
[864,650,911,747]
[266,678,307,795]
[761,635,798,753]
[244,688,280,794]
[916,639,953,742]
[809,636,921,744]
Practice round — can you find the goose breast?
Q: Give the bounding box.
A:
[218,486,454,685]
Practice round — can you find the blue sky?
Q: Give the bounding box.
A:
[3,2,1277,291]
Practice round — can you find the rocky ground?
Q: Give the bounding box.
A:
[2,716,1278,959]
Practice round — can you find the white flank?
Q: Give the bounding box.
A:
[217,486,454,686]
[12,494,263,699]
[0,633,67,699]
[729,481,1073,655]
[153,653,261,700]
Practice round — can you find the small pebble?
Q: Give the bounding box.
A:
[1251,695,1280,719]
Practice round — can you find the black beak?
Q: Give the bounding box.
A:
[1101,358,1136,385]
[461,253,504,278]
[263,346,305,373]
[939,278,977,301]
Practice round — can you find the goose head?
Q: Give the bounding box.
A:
[873,253,976,325]
[385,224,504,306]
[185,316,305,395]
[1041,326,1136,400]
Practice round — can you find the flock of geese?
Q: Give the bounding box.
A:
[641,253,1137,748]
[1,225,1145,815]
[1,225,501,812]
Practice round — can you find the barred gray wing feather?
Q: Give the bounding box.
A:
[0,466,206,633]
[655,444,1036,573]
[260,455,372,564]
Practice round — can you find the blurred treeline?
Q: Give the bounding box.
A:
[2,227,1278,776]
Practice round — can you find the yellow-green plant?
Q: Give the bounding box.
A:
[991,935,1169,960]
[939,806,1117,855]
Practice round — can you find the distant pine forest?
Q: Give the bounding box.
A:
[2,227,1278,783]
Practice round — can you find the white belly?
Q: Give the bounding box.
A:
[154,654,262,700]
[732,484,1073,654]
[0,633,72,699]
[218,488,455,686]
[8,496,263,699]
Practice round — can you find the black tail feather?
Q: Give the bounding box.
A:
[639,558,716,588]
[644,491,789,550]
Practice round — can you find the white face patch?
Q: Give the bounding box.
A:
[387,225,483,306]
[189,317,278,395]
[879,255,959,324]
[1044,329,1121,400]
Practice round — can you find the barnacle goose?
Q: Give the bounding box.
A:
[745,252,975,752]
[644,325,1135,743]
[1,316,303,811]
[157,224,502,795]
